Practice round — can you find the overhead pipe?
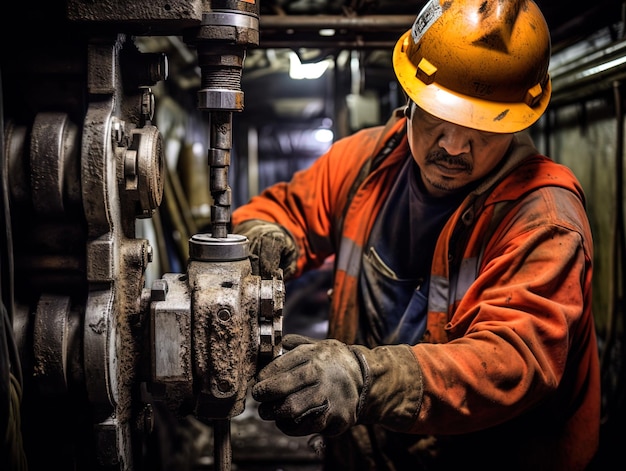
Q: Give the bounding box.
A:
[550,38,626,106]
[258,14,413,49]
[260,14,414,30]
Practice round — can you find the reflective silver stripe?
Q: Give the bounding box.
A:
[336,236,363,278]
[429,256,478,311]
[428,274,449,313]
[455,256,479,302]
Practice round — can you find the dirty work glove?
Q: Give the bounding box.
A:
[252,334,424,437]
[233,219,298,279]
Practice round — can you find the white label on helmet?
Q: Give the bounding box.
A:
[411,0,443,45]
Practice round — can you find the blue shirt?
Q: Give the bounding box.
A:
[358,155,465,345]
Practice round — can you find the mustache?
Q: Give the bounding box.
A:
[425,150,472,171]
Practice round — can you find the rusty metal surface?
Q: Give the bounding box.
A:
[3,14,168,467]
[66,0,204,33]
[2,1,301,469]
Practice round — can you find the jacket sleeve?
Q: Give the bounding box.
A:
[407,186,597,435]
[231,126,386,276]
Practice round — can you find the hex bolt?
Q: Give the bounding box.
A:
[146,244,153,264]
[151,279,168,301]
[140,87,155,123]
[111,117,125,145]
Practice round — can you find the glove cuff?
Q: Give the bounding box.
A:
[351,344,424,432]
[349,346,371,419]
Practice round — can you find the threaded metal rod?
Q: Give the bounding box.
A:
[208,110,232,238]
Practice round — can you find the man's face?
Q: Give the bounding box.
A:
[407,103,515,197]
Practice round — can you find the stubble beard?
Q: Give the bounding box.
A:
[423,150,472,193]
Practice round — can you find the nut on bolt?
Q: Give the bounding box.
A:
[151,279,168,301]
[111,117,126,145]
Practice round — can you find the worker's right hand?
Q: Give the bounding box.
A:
[252,334,364,437]
[252,334,425,437]
[233,219,298,279]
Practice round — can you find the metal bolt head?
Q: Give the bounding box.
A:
[151,279,168,301]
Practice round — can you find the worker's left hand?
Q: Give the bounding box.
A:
[251,334,365,436]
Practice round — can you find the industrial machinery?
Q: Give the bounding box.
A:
[0,1,283,470]
[3,1,626,470]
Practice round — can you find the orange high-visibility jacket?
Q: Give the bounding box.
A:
[232,110,600,470]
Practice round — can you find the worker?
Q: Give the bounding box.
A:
[231,0,601,469]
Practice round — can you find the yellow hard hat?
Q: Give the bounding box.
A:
[393,0,552,133]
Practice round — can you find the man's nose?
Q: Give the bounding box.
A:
[438,125,471,155]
